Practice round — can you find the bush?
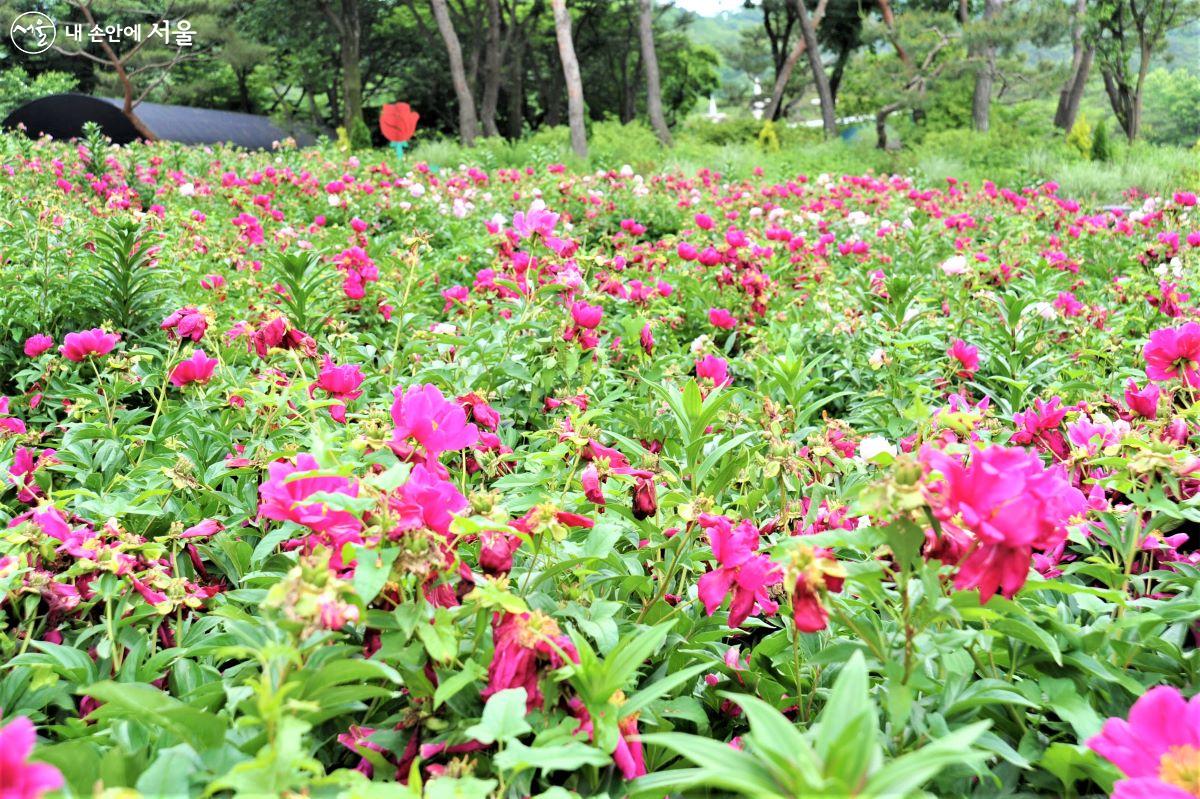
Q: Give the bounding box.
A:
[1066,114,1093,159]
[1092,118,1113,162]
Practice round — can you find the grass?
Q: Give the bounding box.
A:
[407,117,1198,204]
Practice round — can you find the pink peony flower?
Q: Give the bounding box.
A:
[169,350,218,387]
[0,714,64,799]
[59,328,119,362]
[708,308,737,329]
[947,339,980,378]
[457,392,500,432]
[1088,685,1200,799]
[258,453,362,536]
[512,203,559,239]
[696,515,782,628]
[570,301,603,330]
[387,463,467,537]
[23,335,53,358]
[1125,379,1160,419]
[920,444,1086,602]
[695,354,731,388]
[613,715,647,780]
[484,611,578,710]
[790,547,845,633]
[390,384,479,462]
[309,356,364,423]
[161,307,208,342]
[1144,323,1200,388]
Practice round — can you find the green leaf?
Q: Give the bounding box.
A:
[136,744,200,797]
[863,722,990,795]
[83,681,226,751]
[638,732,786,796]
[434,661,485,708]
[464,688,532,744]
[493,739,610,774]
[622,662,708,718]
[423,777,499,799]
[352,546,399,604]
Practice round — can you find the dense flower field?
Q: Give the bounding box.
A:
[1,133,1199,799]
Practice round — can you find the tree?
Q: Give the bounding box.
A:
[1054,0,1094,129]
[431,0,480,145]
[762,0,828,120]
[319,0,367,141]
[551,0,587,157]
[969,0,1003,132]
[48,0,202,140]
[795,0,836,137]
[638,0,671,145]
[1093,0,1197,141]
[480,0,503,137]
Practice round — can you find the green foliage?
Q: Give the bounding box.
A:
[271,250,338,332]
[89,221,166,334]
[1143,67,1200,147]
[756,120,780,153]
[1067,114,1094,159]
[349,117,373,151]
[634,654,990,797]
[1092,117,1113,162]
[0,66,78,119]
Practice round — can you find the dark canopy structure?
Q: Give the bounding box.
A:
[2,93,315,149]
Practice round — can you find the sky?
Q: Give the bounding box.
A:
[674,0,744,14]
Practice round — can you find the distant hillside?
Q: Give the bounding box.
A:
[684,8,759,51]
[680,6,1198,77]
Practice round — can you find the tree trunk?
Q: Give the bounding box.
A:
[1054,0,1090,129]
[431,0,480,146]
[543,47,563,127]
[829,43,851,103]
[339,0,364,136]
[480,0,503,137]
[1102,67,1136,141]
[794,0,835,138]
[551,0,588,157]
[1055,45,1093,130]
[971,0,1001,132]
[763,0,828,122]
[507,43,527,137]
[318,0,365,136]
[637,0,672,145]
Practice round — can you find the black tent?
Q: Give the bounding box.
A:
[1,93,316,149]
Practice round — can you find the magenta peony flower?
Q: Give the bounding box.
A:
[570,301,603,330]
[309,356,364,423]
[1088,685,1200,799]
[1125,379,1161,419]
[708,307,737,330]
[161,307,208,342]
[0,714,64,799]
[390,383,479,462]
[457,392,500,432]
[23,335,53,358]
[921,444,1086,602]
[696,514,782,628]
[695,354,731,388]
[947,339,980,378]
[483,611,578,710]
[258,453,362,536]
[613,716,647,780]
[169,350,218,387]
[512,203,559,239]
[1144,323,1200,388]
[387,463,467,536]
[59,328,119,362]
